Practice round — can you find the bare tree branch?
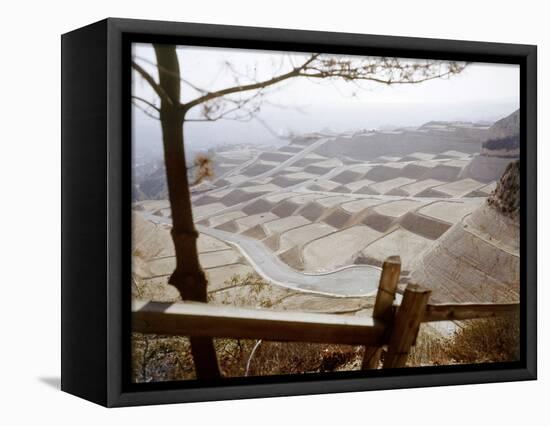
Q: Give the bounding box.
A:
[131,99,160,120]
[132,49,467,126]
[132,95,161,112]
[133,55,209,95]
[183,54,321,111]
[131,61,174,106]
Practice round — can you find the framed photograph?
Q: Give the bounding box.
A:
[61,18,536,407]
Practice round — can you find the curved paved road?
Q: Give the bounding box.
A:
[140,211,382,297]
[196,225,382,297]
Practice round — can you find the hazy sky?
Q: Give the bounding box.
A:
[132,43,519,155]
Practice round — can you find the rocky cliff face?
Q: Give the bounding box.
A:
[487,160,520,219]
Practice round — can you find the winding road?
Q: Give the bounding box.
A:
[141,211,382,297]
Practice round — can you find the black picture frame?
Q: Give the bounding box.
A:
[61,17,537,407]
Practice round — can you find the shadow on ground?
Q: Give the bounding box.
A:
[38,377,61,390]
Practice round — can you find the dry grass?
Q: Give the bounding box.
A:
[408,313,520,367]
[445,313,520,363]
[131,333,195,383]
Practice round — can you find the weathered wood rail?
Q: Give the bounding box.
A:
[132,256,519,374]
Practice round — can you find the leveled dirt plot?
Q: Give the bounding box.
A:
[307,179,341,191]
[364,165,403,182]
[418,200,482,224]
[401,152,436,161]
[374,199,424,218]
[361,212,395,233]
[258,152,294,162]
[278,145,304,153]
[199,249,241,269]
[340,198,384,214]
[147,256,176,277]
[331,170,364,184]
[277,293,374,314]
[393,179,444,196]
[264,192,299,203]
[242,224,268,239]
[224,175,250,185]
[204,188,235,199]
[192,202,226,218]
[205,264,255,291]
[381,161,408,170]
[241,183,281,193]
[322,209,353,229]
[304,165,333,175]
[234,212,279,231]
[278,223,337,253]
[316,196,354,208]
[332,185,352,193]
[241,198,275,215]
[292,157,327,167]
[283,171,318,180]
[271,176,305,188]
[263,216,311,235]
[353,186,381,195]
[311,158,344,168]
[343,179,376,193]
[399,212,451,240]
[197,233,230,253]
[193,194,220,206]
[297,202,326,221]
[132,213,174,259]
[399,164,433,180]
[463,181,497,197]
[218,189,267,207]
[207,210,246,227]
[212,179,230,187]
[302,225,382,271]
[360,227,432,272]
[217,150,256,161]
[287,193,325,204]
[242,162,276,177]
[430,178,485,198]
[419,163,465,182]
[369,177,416,194]
[237,177,272,187]
[410,206,519,304]
[271,194,319,217]
[134,200,170,214]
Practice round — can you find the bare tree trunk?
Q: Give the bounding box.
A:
[154,45,220,380]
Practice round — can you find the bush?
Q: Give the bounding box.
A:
[445,313,520,364]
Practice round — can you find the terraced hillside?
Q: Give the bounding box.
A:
[134,116,519,305]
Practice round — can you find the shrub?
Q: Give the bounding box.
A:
[445,313,520,364]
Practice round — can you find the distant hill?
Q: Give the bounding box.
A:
[481,109,519,155]
[459,110,519,182]
[313,122,489,162]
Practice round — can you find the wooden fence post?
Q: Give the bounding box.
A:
[383,283,431,369]
[362,256,401,369]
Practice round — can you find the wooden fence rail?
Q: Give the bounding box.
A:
[132,300,387,346]
[132,256,519,375]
